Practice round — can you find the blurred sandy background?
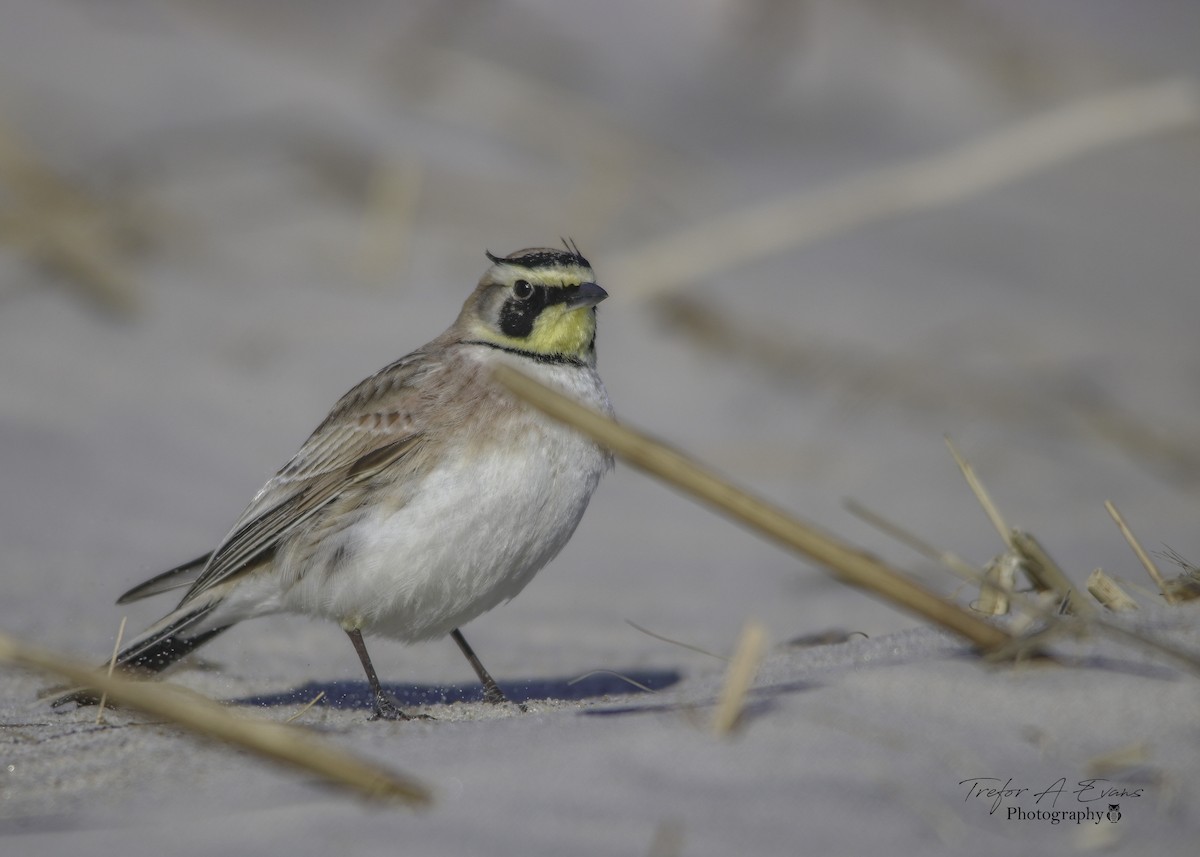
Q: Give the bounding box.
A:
[2,2,1199,854]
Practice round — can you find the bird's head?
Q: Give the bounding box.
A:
[459,245,607,365]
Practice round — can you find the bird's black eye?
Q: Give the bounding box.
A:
[512,279,533,300]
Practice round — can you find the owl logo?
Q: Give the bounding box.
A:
[1106,804,1121,823]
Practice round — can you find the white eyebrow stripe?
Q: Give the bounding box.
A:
[495,262,594,283]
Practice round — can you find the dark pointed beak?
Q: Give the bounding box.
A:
[565,282,608,310]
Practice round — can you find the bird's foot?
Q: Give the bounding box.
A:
[481,683,528,713]
[369,694,433,722]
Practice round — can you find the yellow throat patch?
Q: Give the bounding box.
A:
[470,301,595,359]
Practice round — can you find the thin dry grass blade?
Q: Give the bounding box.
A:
[1105,500,1177,604]
[0,632,430,805]
[944,437,1013,549]
[625,619,727,661]
[843,498,983,581]
[1009,529,1092,616]
[945,439,1087,613]
[608,78,1200,299]
[284,691,327,724]
[711,620,768,736]
[846,501,1200,675]
[492,365,1011,653]
[566,670,661,694]
[95,615,127,724]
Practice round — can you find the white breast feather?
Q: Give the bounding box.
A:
[273,351,612,641]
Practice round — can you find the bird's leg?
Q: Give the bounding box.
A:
[345,628,414,721]
[450,628,518,707]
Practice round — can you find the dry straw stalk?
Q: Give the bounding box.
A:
[1105,500,1177,604]
[0,632,430,805]
[711,619,768,736]
[1086,569,1139,613]
[608,78,1200,300]
[492,365,1010,653]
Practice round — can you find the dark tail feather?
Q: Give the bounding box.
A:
[117,552,213,604]
[118,623,232,674]
[49,605,231,708]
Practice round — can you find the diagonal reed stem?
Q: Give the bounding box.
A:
[493,365,1010,653]
[0,633,430,805]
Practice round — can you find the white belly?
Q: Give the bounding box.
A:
[276,361,612,640]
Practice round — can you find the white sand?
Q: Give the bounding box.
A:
[3,2,1200,854]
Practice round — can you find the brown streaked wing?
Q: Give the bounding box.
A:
[177,354,438,604]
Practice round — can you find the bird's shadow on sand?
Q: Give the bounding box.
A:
[231,668,684,711]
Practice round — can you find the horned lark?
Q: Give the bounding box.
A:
[55,246,613,720]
